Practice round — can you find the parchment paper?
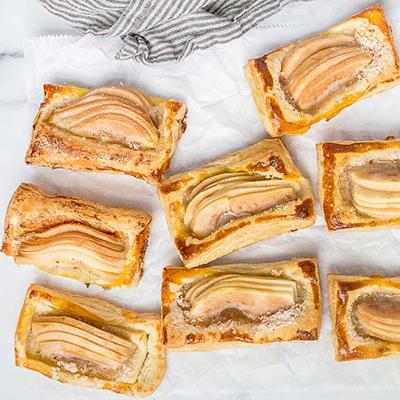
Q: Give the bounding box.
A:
[6,0,400,398]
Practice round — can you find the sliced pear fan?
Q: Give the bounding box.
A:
[184,172,297,238]
[281,34,372,111]
[355,300,400,342]
[185,274,297,319]
[31,316,135,370]
[351,167,400,219]
[50,86,158,149]
[16,223,127,283]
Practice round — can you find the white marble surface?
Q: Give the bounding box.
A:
[2,1,400,399]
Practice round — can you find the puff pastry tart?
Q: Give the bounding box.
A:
[15,284,165,396]
[158,139,315,268]
[244,4,400,137]
[162,258,321,351]
[25,84,187,185]
[328,274,400,361]
[317,137,400,231]
[1,183,151,288]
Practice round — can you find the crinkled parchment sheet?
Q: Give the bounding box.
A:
[8,0,400,398]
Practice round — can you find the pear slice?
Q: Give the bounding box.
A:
[296,52,372,110]
[281,34,355,78]
[352,169,400,192]
[31,316,135,371]
[51,86,158,148]
[189,184,295,238]
[281,33,372,111]
[185,274,297,319]
[351,168,400,219]
[16,223,127,283]
[289,46,362,100]
[188,172,252,201]
[184,175,274,227]
[355,300,400,342]
[85,86,153,113]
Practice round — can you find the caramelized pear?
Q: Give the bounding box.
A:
[31,316,135,370]
[51,86,158,148]
[16,223,126,283]
[281,34,372,111]
[184,172,296,238]
[351,167,400,219]
[185,274,297,319]
[356,300,400,342]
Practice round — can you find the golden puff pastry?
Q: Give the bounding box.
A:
[25,84,187,185]
[1,183,151,288]
[328,274,400,362]
[244,4,400,137]
[15,284,165,396]
[158,139,315,268]
[317,137,400,231]
[162,258,321,351]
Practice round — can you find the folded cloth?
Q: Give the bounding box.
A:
[39,0,298,64]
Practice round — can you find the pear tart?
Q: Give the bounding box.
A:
[158,139,315,268]
[25,84,187,185]
[162,258,321,351]
[1,183,151,288]
[245,4,400,137]
[317,137,400,231]
[15,284,165,396]
[328,274,400,361]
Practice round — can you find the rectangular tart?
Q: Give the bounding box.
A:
[317,137,400,231]
[244,4,400,137]
[25,84,187,185]
[1,183,151,288]
[158,139,315,268]
[162,258,321,351]
[15,284,165,396]
[328,274,400,361]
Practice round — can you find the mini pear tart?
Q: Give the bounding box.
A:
[162,258,321,351]
[25,84,187,185]
[1,183,151,288]
[15,284,165,396]
[244,4,400,137]
[158,139,314,268]
[317,137,400,231]
[328,274,400,362]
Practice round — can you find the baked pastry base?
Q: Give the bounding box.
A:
[244,4,400,137]
[329,274,400,361]
[2,183,151,288]
[15,284,165,396]
[25,84,187,185]
[158,139,315,268]
[317,137,400,231]
[162,258,321,351]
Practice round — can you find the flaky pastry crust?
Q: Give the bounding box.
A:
[158,139,315,268]
[1,183,151,288]
[25,84,187,185]
[317,137,400,231]
[328,274,400,361]
[244,4,400,137]
[15,284,165,396]
[162,258,321,351]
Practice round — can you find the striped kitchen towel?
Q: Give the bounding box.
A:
[39,0,298,64]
